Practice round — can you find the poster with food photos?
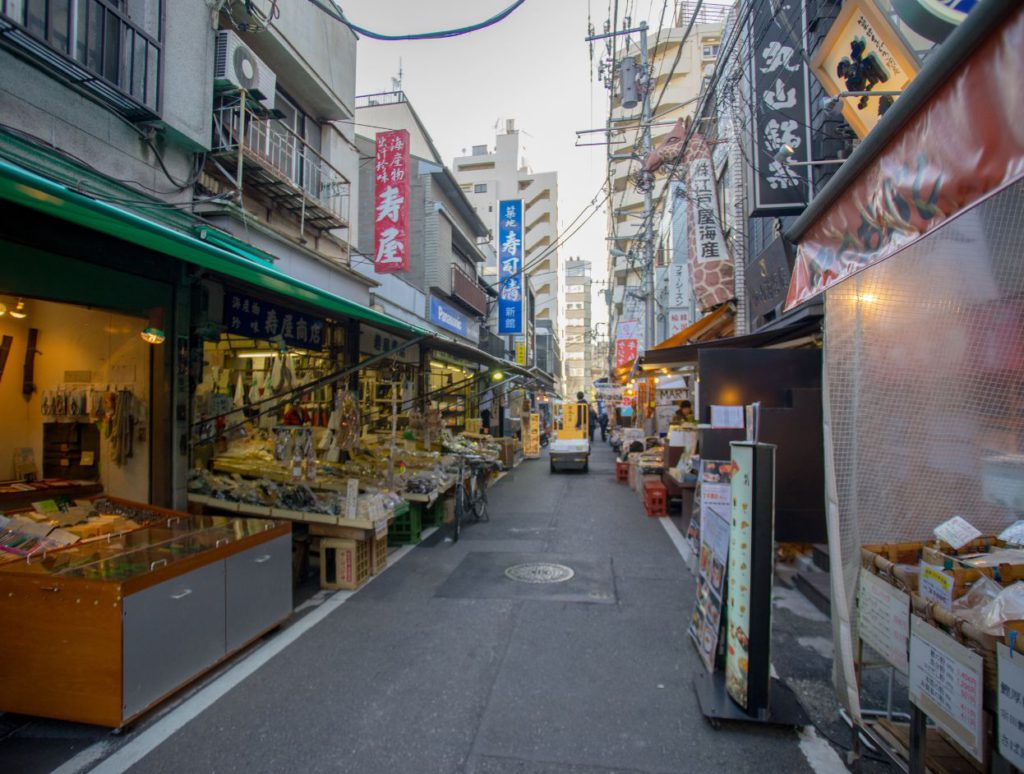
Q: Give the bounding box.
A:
[688,460,735,672]
[725,444,755,709]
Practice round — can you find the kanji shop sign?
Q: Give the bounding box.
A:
[615,338,638,369]
[684,133,734,312]
[225,290,325,351]
[787,6,1024,309]
[374,129,411,273]
[749,0,813,215]
[810,0,920,139]
[497,199,524,334]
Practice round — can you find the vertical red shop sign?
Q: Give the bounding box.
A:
[374,130,411,273]
[615,339,638,369]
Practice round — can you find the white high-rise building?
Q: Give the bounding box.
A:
[453,121,562,387]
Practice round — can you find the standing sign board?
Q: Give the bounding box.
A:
[725,443,776,713]
[374,130,411,273]
[523,413,541,459]
[749,0,813,215]
[909,615,984,762]
[997,643,1024,769]
[689,460,733,672]
[857,569,910,673]
[497,200,524,334]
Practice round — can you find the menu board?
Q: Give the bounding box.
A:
[909,616,984,763]
[725,445,754,708]
[997,643,1024,769]
[688,460,734,673]
[857,570,910,673]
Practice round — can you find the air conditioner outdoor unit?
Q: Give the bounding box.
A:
[214,30,276,108]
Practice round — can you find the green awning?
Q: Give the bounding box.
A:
[0,157,427,336]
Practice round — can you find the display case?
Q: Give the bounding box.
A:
[0,501,291,727]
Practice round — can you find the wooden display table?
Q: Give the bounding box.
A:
[0,479,103,512]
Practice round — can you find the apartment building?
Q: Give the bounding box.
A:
[563,259,593,399]
[452,121,562,389]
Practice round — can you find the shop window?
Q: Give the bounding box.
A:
[1,0,164,117]
[0,295,154,503]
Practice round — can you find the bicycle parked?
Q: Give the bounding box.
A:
[451,453,494,542]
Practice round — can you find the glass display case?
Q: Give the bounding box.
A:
[0,501,292,728]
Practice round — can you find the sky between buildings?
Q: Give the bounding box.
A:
[344,0,670,330]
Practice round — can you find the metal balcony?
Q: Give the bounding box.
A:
[211,97,350,233]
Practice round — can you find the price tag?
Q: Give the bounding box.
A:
[346,479,359,521]
[857,570,910,673]
[934,515,982,550]
[374,518,387,538]
[909,616,984,762]
[919,563,954,611]
[1000,520,1024,546]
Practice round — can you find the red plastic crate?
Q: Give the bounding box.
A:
[644,481,667,517]
[615,461,629,482]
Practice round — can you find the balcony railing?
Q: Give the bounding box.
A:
[450,264,488,316]
[211,98,350,233]
[354,90,407,109]
[0,0,162,121]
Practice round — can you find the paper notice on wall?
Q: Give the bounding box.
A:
[909,616,984,763]
[934,515,982,550]
[346,479,359,521]
[857,570,910,673]
[710,405,744,429]
[919,563,954,610]
[997,643,1024,769]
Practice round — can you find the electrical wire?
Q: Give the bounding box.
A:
[307,0,527,41]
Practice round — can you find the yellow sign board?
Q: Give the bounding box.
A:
[515,340,527,366]
[524,413,540,458]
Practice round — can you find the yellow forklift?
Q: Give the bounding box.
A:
[549,400,590,473]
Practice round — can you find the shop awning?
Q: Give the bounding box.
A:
[647,303,735,352]
[641,311,822,368]
[0,157,427,337]
[425,335,532,379]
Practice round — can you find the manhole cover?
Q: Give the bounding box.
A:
[504,562,575,584]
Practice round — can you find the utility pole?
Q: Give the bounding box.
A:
[638,22,656,353]
[585,22,656,356]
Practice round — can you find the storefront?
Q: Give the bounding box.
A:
[782,4,1024,768]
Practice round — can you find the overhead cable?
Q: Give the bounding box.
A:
[307,0,527,41]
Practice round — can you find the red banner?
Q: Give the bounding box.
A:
[374,130,411,273]
[615,338,638,369]
[786,6,1024,309]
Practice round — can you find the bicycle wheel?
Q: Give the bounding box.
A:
[473,482,489,522]
[453,483,467,542]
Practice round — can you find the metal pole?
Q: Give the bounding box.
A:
[640,23,655,352]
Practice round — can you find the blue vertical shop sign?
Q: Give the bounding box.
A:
[497,199,524,334]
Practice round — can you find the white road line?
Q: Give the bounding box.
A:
[658,516,694,565]
[64,539,423,774]
[798,727,849,773]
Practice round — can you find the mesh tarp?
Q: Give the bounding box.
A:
[825,180,1024,713]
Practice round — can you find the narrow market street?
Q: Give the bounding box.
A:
[2,443,839,774]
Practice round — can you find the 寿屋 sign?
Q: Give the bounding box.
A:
[224,289,325,350]
[374,130,411,273]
